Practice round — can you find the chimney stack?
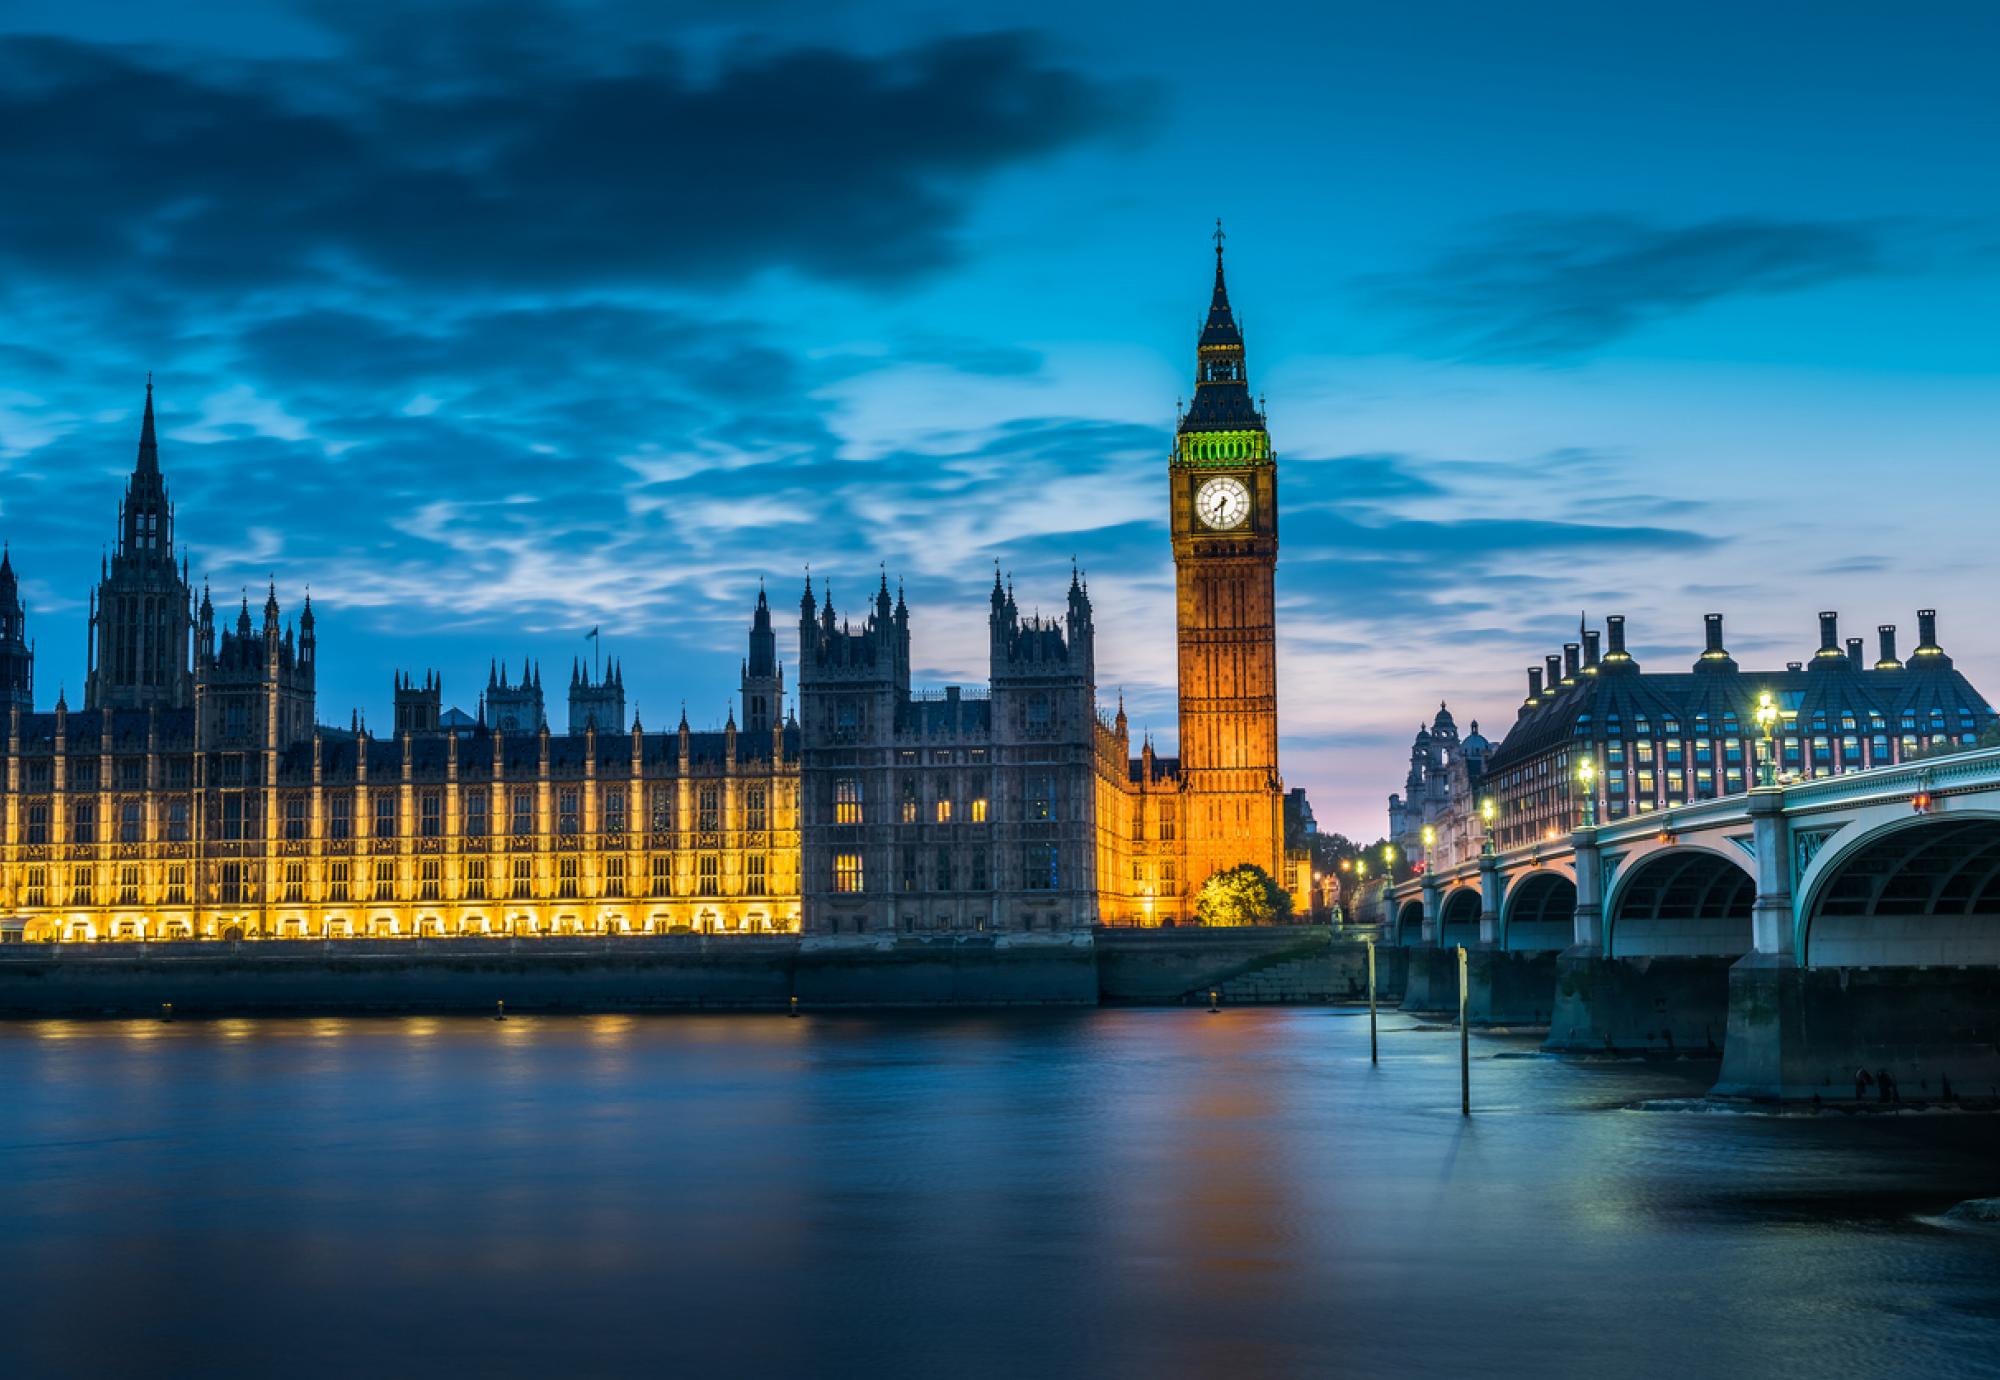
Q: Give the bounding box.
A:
[1562,643,1580,684]
[1876,624,1902,670]
[1846,637,1864,669]
[1526,666,1543,702]
[1583,629,1601,671]
[1704,613,1725,655]
[1545,654,1563,693]
[1916,609,1941,654]
[1607,615,1628,657]
[1817,611,1839,655]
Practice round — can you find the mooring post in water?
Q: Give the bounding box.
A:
[160,1001,173,1024]
[1458,944,1470,1116]
[1366,939,1378,1065]
[790,995,800,1018]
[494,1000,506,1022]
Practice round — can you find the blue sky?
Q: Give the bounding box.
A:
[1,0,1996,838]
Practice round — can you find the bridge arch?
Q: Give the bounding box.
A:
[1605,845,1754,958]
[1439,887,1481,948]
[1501,871,1575,951]
[1394,899,1426,947]
[1801,813,2000,967]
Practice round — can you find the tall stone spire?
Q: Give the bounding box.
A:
[136,373,160,476]
[1179,221,1263,435]
[86,377,194,711]
[0,546,31,709]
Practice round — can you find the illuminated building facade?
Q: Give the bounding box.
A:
[1167,229,1286,892]
[1391,612,1995,860]
[0,242,1308,941]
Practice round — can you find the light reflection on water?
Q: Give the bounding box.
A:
[1,1009,1997,1380]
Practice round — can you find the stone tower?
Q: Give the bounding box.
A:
[740,583,784,736]
[1170,227,1283,888]
[195,583,316,752]
[86,378,194,711]
[394,670,443,736]
[568,657,624,734]
[487,660,544,732]
[0,548,31,709]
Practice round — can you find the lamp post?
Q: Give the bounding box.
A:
[1480,797,1497,858]
[1421,824,1435,873]
[1576,755,1598,829]
[1754,690,1779,788]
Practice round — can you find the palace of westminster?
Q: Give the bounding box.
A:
[0,246,1303,942]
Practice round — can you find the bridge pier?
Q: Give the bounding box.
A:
[1399,945,1459,1014]
[1543,949,1731,1055]
[1462,946,1559,1025]
[1713,955,2000,1103]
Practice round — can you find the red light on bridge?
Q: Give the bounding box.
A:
[1912,790,1934,814]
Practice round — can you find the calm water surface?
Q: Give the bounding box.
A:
[2,1009,1997,1379]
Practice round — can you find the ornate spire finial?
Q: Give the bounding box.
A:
[136,374,159,475]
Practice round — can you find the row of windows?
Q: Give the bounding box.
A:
[830,846,1060,894]
[13,853,777,907]
[832,776,1051,825]
[8,785,779,844]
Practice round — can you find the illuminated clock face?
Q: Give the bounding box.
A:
[1194,476,1250,530]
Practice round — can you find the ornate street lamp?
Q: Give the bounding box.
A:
[1754,690,1779,788]
[1420,824,1435,873]
[1480,797,1497,857]
[1576,755,1598,828]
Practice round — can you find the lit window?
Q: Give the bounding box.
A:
[834,852,864,893]
[970,797,988,824]
[834,778,863,825]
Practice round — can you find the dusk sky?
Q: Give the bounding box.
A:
[1,0,1996,838]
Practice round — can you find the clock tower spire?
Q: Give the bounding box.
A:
[1170,224,1283,892]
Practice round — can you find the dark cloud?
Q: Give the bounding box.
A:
[0,24,1146,296]
[1368,215,1895,361]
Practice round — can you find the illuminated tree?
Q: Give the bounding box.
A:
[1194,864,1293,927]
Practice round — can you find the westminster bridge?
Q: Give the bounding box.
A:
[1384,746,2000,1101]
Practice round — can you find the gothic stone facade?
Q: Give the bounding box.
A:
[0,245,1295,941]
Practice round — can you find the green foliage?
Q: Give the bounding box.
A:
[1194,864,1293,927]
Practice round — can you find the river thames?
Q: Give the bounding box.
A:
[2,1008,1997,1379]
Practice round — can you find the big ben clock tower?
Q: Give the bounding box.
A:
[1172,225,1283,890]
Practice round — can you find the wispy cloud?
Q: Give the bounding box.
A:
[1368,214,1897,361]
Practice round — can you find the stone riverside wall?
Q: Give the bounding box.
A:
[0,935,1098,1016]
[1095,926,1390,1005]
[0,927,1389,1017]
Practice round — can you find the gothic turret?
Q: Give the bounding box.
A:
[394,670,443,735]
[85,377,194,711]
[568,650,625,734]
[741,583,783,735]
[0,547,32,708]
[1177,222,1265,437]
[488,658,545,732]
